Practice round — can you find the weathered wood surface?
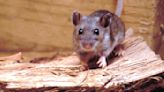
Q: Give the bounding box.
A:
[0,29,163,91]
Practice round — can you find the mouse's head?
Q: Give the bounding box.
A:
[72,11,111,52]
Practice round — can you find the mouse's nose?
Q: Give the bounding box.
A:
[82,42,93,49]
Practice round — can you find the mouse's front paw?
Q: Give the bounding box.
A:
[114,44,125,56]
[96,56,107,68]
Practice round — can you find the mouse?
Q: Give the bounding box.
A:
[72,9,125,69]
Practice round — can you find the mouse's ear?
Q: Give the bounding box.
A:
[72,11,82,26]
[99,13,112,27]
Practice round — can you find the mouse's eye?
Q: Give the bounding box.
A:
[93,28,99,35]
[78,28,83,35]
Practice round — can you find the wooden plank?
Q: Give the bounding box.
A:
[0,0,156,52]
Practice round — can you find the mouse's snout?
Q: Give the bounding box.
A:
[82,42,93,49]
[80,40,97,51]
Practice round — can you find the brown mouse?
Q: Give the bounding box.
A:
[72,9,125,69]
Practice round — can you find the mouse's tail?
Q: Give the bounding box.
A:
[115,0,124,17]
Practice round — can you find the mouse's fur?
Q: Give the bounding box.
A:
[72,10,125,69]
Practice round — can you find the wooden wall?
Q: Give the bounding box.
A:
[0,0,156,52]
